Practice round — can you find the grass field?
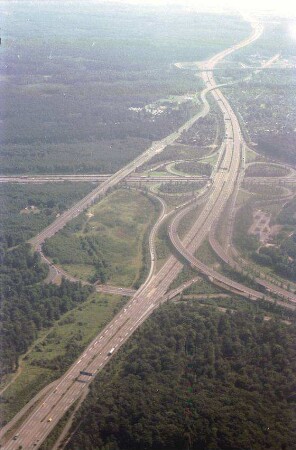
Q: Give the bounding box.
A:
[245,147,263,162]
[44,189,157,287]
[235,189,254,206]
[184,277,223,295]
[155,217,173,271]
[0,293,125,423]
[169,264,222,295]
[195,240,221,268]
[199,152,219,166]
[178,204,203,239]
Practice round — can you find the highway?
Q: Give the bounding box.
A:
[0,174,208,184]
[209,232,296,302]
[168,207,296,309]
[26,89,215,249]
[1,18,266,450]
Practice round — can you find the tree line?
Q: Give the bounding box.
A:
[0,244,93,379]
[66,301,296,450]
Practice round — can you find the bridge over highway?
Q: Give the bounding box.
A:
[2,18,271,450]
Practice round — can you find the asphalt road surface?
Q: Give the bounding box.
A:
[1,18,265,450]
[0,174,208,184]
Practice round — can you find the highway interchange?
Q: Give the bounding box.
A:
[2,17,295,450]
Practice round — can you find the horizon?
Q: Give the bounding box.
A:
[1,0,296,17]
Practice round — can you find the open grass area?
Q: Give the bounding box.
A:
[165,162,186,176]
[178,203,203,239]
[145,170,170,177]
[243,182,287,198]
[235,189,254,206]
[173,160,212,176]
[158,182,206,195]
[169,264,222,295]
[156,192,193,210]
[245,147,263,162]
[155,218,173,271]
[44,189,157,287]
[143,144,211,171]
[0,292,125,423]
[199,152,219,166]
[184,277,225,295]
[195,240,221,268]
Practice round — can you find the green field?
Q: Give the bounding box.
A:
[43,189,157,287]
[168,251,222,296]
[195,240,221,267]
[245,147,264,162]
[199,152,219,166]
[0,292,125,423]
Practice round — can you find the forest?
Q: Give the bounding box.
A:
[0,244,93,379]
[0,2,249,174]
[253,244,296,281]
[0,183,96,380]
[66,301,296,450]
[0,182,94,248]
[233,197,296,282]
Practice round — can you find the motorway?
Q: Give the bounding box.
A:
[208,231,296,302]
[168,208,296,310]
[2,18,266,450]
[27,86,215,248]
[0,174,208,184]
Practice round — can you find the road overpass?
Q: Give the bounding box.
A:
[0,174,208,184]
[1,18,266,450]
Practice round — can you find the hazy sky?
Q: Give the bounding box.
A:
[100,0,296,16]
[2,0,295,17]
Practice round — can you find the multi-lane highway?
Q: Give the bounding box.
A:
[0,174,208,184]
[208,231,296,302]
[26,88,215,249]
[2,18,266,450]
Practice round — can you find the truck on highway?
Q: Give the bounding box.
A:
[80,370,93,377]
[108,348,115,356]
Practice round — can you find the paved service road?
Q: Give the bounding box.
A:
[2,18,265,450]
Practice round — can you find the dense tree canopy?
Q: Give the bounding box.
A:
[0,244,93,378]
[67,302,296,450]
